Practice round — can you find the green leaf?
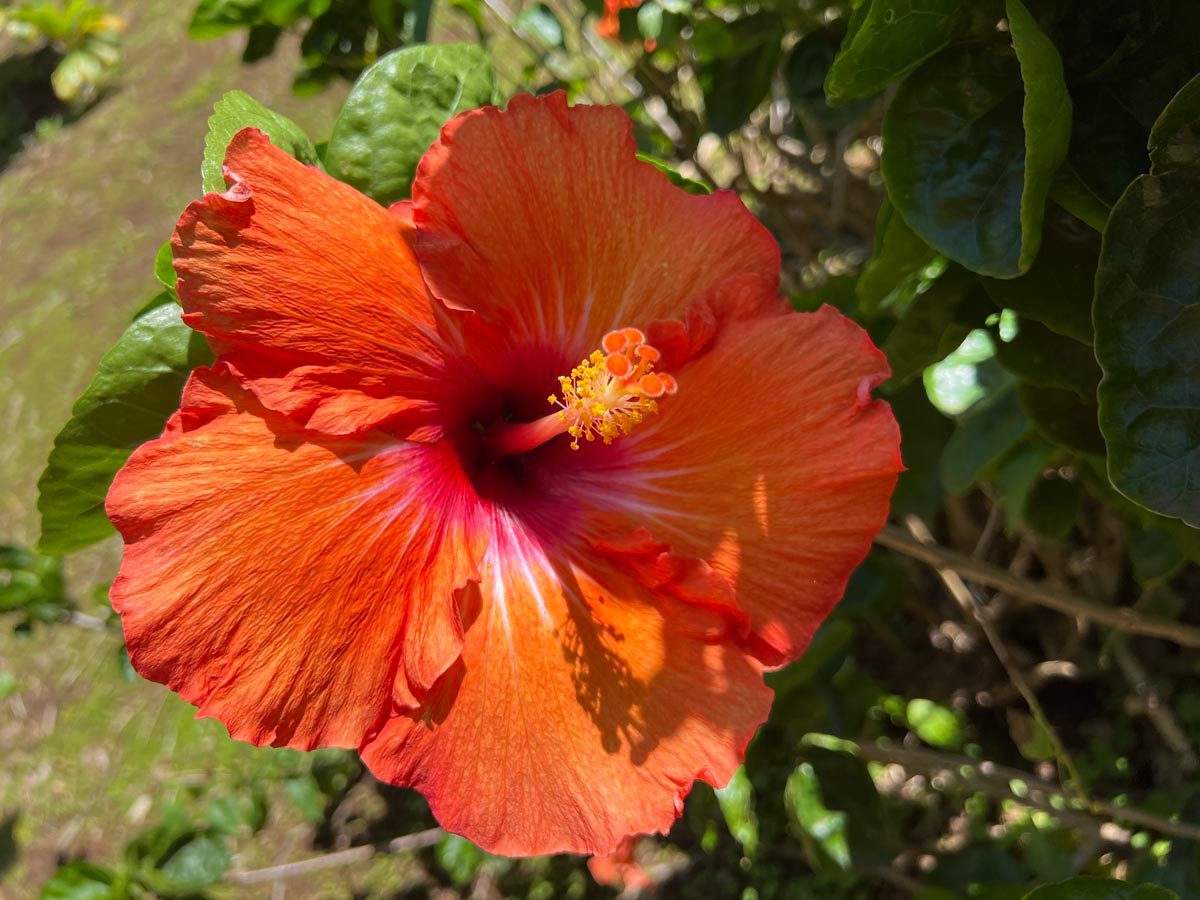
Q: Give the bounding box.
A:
[715,766,759,859]
[883,268,993,385]
[906,698,963,749]
[635,154,710,195]
[1149,72,1200,175]
[994,316,1100,397]
[40,861,117,900]
[890,381,954,518]
[436,834,487,887]
[979,212,1100,345]
[1095,169,1200,524]
[1023,476,1082,539]
[693,13,782,137]
[324,44,494,207]
[206,783,268,835]
[284,775,326,823]
[156,835,231,892]
[993,438,1056,533]
[924,329,1013,416]
[856,199,940,315]
[37,300,213,554]
[788,746,891,872]
[1050,164,1112,234]
[882,15,1070,279]
[1019,384,1105,457]
[941,388,1029,493]
[188,0,262,40]
[785,762,851,872]
[1005,0,1072,273]
[1022,878,1179,900]
[153,242,176,296]
[824,0,960,106]
[202,90,319,195]
[1129,526,1186,586]
[515,3,564,46]
[787,25,874,135]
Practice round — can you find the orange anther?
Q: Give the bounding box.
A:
[639,373,665,397]
[635,344,661,362]
[605,353,632,378]
[659,373,678,394]
[602,330,627,353]
[621,327,646,346]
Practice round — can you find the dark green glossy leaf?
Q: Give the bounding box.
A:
[979,211,1099,344]
[857,199,940,315]
[1019,383,1105,456]
[787,25,873,135]
[882,13,1070,278]
[694,13,782,136]
[824,0,959,106]
[1095,169,1200,525]
[941,388,1030,493]
[324,44,494,206]
[37,300,213,554]
[883,268,993,385]
[994,316,1100,397]
[202,90,318,194]
[1022,878,1178,900]
[1149,72,1200,174]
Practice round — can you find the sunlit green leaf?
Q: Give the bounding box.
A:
[37,300,213,554]
[324,44,495,206]
[202,90,318,194]
[715,766,759,859]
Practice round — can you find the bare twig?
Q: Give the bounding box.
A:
[225,827,445,885]
[901,516,1089,803]
[874,524,1200,648]
[1111,641,1200,775]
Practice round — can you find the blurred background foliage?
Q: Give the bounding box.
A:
[4,0,1200,897]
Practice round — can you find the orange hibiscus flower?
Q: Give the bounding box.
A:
[106,92,901,857]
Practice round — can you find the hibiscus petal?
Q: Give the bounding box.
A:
[361,512,772,856]
[410,92,780,355]
[172,128,457,437]
[106,366,483,749]
[611,303,903,667]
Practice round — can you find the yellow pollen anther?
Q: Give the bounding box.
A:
[550,328,677,450]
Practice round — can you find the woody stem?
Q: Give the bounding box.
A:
[485,411,569,456]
